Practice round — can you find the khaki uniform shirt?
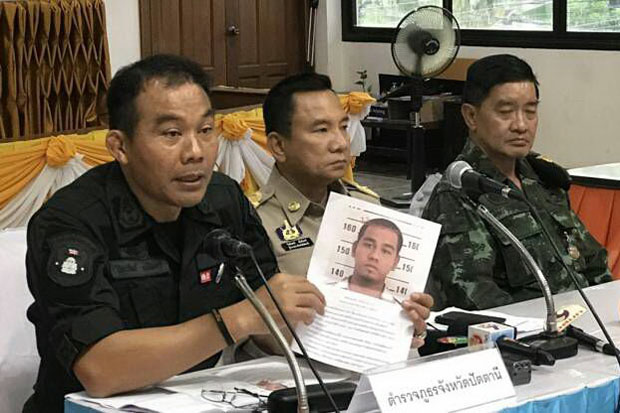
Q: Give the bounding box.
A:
[253,167,379,276]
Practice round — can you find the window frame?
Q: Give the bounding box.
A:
[342,0,620,50]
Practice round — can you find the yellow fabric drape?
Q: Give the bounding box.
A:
[216,107,267,148]
[0,0,110,140]
[0,92,374,208]
[340,92,376,115]
[0,129,111,208]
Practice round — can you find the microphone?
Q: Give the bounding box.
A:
[446,160,525,201]
[496,336,555,366]
[566,325,619,356]
[203,229,252,260]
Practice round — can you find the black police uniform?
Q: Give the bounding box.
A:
[24,162,278,412]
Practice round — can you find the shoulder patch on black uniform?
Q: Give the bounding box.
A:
[47,233,98,287]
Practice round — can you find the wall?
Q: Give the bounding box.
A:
[105,0,141,75]
[316,1,619,168]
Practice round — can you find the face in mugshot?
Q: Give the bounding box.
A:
[351,224,401,290]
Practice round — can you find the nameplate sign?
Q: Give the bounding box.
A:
[348,347,515,412]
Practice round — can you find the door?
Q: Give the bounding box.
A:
[139,0,305,88]
[225,0,305,88]
[139,0,227,85]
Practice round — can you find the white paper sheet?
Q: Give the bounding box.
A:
[296,193,441,373]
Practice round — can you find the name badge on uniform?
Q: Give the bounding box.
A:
[281,237,314,251]
[276,220,302,241]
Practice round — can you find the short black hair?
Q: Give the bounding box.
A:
[356,218,403,254]
[263,72,334,137]
[462,54,539,106]
[107,54,211,138]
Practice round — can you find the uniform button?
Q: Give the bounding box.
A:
[288,201,301,212]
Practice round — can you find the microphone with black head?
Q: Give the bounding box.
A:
[446,160,525,201]
[202,228,344,412]
[203,229,252,260]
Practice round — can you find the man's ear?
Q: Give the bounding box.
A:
[461,103,478,133]
[267,131,287,164]
[106,130,129,165]
[351,241,358,257]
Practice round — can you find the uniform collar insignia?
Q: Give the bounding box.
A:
[105,162,153,244]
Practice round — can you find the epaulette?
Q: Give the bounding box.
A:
[526,153,571,190]
[342,178,380,199]
[246,190,262,208]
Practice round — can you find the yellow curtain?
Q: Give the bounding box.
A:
[0,0,110,140]
[0,129,111,208]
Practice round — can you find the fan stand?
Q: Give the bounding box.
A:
[379,77,426,208]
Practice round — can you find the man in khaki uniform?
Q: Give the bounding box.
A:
[254,73,433,346]
[254,72,379,276]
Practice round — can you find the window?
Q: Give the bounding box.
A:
[343,0,620,50]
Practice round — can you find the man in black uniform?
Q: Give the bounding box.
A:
[24,54,326,412]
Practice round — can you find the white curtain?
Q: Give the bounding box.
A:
[0,155,90,229]
[0,227,38,413]
[348,106,371,157]
[215,130,275,187]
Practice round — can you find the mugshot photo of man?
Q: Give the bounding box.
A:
[337,218,403,301]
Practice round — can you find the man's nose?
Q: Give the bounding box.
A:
[368,248,379,260]
[182,133,204,163]
[330,128,350,152]
[512,111,528,133]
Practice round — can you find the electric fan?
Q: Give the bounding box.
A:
[380,6,460,205]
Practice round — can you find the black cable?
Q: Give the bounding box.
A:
[249,253,341,413]
[525,200,620,413]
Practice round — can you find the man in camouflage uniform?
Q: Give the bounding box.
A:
[423,54,611,311]
[254,72,434,345]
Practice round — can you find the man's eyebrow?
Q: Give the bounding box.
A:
[495,99,517,107]
[154,114,181,126]
[153,109,214,126]
[309,119,329,127]
[381,243,396,251]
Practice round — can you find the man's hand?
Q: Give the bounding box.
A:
[259,273,326,329]
[400,292,434,348]
[223,273,326,340]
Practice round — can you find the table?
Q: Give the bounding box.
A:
[568,163,620,279]
[497,280,620,412]
[65,281,620,412]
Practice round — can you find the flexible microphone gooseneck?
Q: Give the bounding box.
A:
[204,229,341,413]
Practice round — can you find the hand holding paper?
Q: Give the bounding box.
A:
[397,292,435,348]
[294,193,441,372]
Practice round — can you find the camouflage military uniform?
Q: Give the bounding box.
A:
[253,167,379,276]
[423,139,611,310]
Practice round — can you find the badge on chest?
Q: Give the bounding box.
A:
[276,220,313,251]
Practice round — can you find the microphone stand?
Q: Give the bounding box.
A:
[232,266,309,413]
[462,195,578,359]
